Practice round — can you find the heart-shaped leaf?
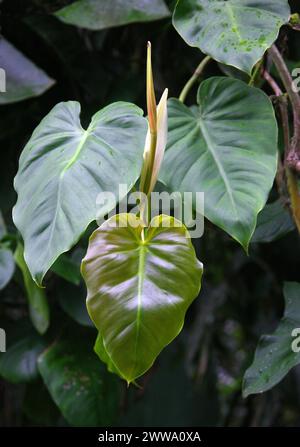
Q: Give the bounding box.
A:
[243,282,300,397]
[82,214,203,383]
[160,77,278,249]
[55,0,170,31]
[173,0,291,74]
[13,101,147,285]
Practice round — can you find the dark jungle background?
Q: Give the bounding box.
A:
[1,0,300,427]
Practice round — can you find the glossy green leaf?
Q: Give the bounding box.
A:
[14,243,50,334]
[38,330,121,427]
[0,330,46,383]
[243,282,300,397]
[0,248,15,290]
[173,0,290,74]
[252,200,295,243]
[13,101,147,285]
[94,333,121,377]
[0,38,55,104]
[55,0,170,30]
[82,213,203,383]
[160,77,278,249]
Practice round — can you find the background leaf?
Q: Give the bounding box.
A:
[13,101,147,285]
[14,243,50,334]
[82,213,203,383]
[58,281,93,327]
[0,326,46,383]
[51,253,81,285]
[0,248,15,290]
[160,77,278,249]
[38,328,121,427]
[173,0,291,74]
[251,200,295,244]
[0,38,55,104]
[55,0,170,30]
[23,381,61,426]
[243,282,300,397]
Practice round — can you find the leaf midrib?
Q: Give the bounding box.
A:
[45,128,91,266]
[198,116,239,220]
[129,242,147,380]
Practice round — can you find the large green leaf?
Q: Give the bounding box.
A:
[0,329,46,383]
[82,213,203,383]
[0,248,15,290]
[38,330,121,427]
[0,38,55,104]
[160,77,278,249]
[173,0,290,74]
[14,243,50,334]
[243,282,300,397]
[55,0,170,30]
[251,200,295,243]
[13,101,147,285]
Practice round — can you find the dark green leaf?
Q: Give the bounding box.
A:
[23,381,61,426]
[58,281,93,327]
[0,248,15,290]
[38,330,121,426]
[173,0,290,74]
[51,253,81,285]
[252,200,295,243]
[160,77,278,249]
[82,213,203,383]
[0,329,46,383]
[14,243,50,334]
[243,282,300,397]
[55,0,170,30]
[0,38,55,104]
[0,210,6,240]
[13,101,147,285]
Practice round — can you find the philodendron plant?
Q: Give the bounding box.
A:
[12,0,300,392]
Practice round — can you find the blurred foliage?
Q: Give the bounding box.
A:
[1,0,300,428]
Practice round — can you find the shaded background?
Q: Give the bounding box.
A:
[1,0,300,427]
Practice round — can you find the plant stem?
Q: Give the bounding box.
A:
[269,44,300,171]
[179,55,212,103]
[262,69,289,205]
[262,69,283,97]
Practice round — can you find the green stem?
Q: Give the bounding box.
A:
[179,56,212,103]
